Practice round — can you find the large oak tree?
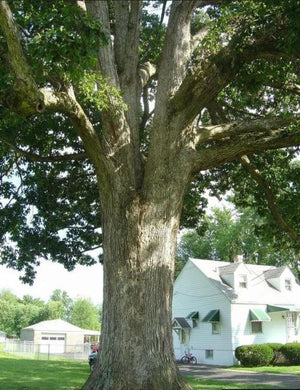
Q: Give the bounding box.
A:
[0,1,299,388]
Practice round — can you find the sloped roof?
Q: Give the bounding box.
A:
[22,319,97,333]
[264,267,285,279]
[173,317,191,329]
[188,258,300,307]
[219,263,240,275]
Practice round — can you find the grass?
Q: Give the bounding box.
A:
[227,365,300,375]
[185,377,279,389]
[0,351,293,389]
[0,351,87,390]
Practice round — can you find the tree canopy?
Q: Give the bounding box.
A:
[0,1,299,282]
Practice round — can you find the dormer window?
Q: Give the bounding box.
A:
[239,274,247,288]
[285,279,292,291]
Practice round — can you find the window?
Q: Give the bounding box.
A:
[285,279,292,291]
[212,322,220,334]
[239,274,248,288]
[205,349,213,359]
[251,321,262,333]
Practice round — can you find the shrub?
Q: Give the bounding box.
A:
[280,343,300,365]
[235,344,273,367]
[265,343,283,365]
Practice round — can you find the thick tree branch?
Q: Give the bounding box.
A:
[239,155,300,241]
[0,0,44,114]
[156,0,197,103]
[85,0,143,190]
[270,82,300,96]
[192,116,297,146]
[85,0,119,86]
[171,25,298,131]
[191,25,210,52]
[190,122,300,172]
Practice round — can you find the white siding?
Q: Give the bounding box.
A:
[173,261,234,366]
[231,304,300,353]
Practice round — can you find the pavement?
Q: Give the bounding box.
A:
[178,364,300,389]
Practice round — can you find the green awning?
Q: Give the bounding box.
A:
[202,309,220,322]
[267,305,290,313]
[249,309,271,322]
[186,311,199,320]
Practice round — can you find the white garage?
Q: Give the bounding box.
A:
[40,333,66,353]
[20,319,100,354]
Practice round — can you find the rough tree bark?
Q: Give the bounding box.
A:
[0,1,300,389]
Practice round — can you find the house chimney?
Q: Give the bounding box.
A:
[234,255,243,263]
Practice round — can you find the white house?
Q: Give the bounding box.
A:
[172,258,300,366]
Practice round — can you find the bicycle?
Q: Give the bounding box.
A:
[180,352,197,364]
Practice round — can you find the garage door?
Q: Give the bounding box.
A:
[40,333,66,354]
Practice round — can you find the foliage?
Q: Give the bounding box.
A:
[235,344,273,367]
[70,298,101,331]
[0,290,46,337]
[0,113,101,283]
[265,343,284,365]
[10,0,107,84]
[280,343,300,365]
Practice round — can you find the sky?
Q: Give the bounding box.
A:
[0,260,103,305]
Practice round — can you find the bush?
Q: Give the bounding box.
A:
[235,344,273,367]
[280,343,300,365]
[265,343,283,365]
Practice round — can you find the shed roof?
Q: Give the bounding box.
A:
[22,319,99,334]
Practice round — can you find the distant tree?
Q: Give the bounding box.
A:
[0,297,17,337]
[21,295,45,307]
[43,300,65,320]
[176,206,298,275]
[0,290,47,336]
[49,289,73,321]
[70,297,101,330]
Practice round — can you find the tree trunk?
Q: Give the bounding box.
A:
[82,182,191,389]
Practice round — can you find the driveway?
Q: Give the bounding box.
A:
[179,364,300,389]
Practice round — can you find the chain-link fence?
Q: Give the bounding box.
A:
[2,339,91,361]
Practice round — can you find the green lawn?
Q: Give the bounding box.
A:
[227,365,300,374]
[185,377,279,389]
[0,351,286,389]
[0,352,87,390]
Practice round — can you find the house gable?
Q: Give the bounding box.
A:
[264,267,296,293]
[219,262,251,291]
